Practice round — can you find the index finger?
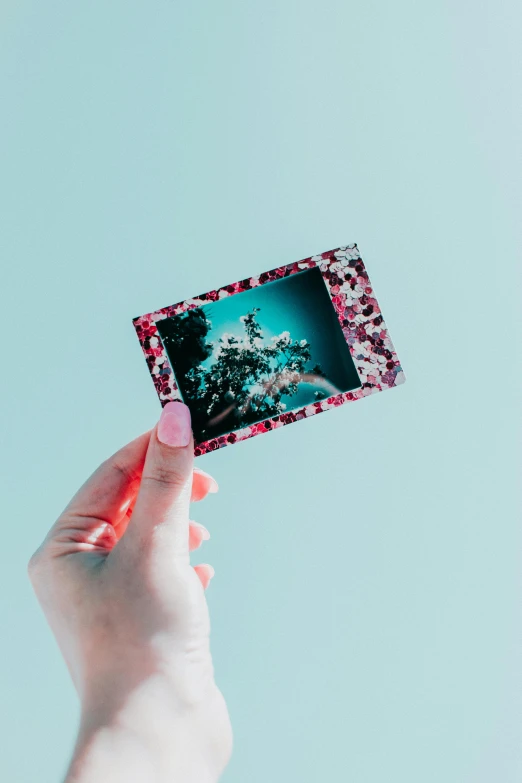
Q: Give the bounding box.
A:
[61,430,151,527]
[57,432,219,533]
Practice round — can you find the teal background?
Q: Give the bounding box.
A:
[1,2,520,781]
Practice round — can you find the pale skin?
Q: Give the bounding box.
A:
[28,401,233,783]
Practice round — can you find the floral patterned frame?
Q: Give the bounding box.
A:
[132,243,405,456]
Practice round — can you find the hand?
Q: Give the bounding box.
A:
[28,402,233,783]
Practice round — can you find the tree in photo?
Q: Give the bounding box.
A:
[177,307,330,439]
[157,307,214,379]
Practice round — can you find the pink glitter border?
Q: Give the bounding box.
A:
[132,244,405,455]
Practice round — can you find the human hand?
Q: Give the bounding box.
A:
[28,401,232,783]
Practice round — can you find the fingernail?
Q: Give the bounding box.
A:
[195,563,215,590]
[192,522,211,541]
[194,467,219,493]
[158,402,192,447]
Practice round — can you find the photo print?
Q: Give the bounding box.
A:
[155,266,362,442]
[133,244,406,455]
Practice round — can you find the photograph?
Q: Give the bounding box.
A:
[156,266,362,442]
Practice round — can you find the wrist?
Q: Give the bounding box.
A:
[65,675,223,783]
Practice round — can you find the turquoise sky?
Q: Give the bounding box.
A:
[1,2,520,783]
[189,267,360,411]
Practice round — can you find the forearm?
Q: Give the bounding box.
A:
[64,680,221,783]
[65,722,164,783]
[65,719,218,783]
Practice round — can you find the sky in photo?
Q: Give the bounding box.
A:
[194,267,360,409]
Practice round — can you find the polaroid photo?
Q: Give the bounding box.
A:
[132,244,405,455]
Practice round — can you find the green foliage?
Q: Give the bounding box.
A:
[157,308,214,379]
[161,306,325,440]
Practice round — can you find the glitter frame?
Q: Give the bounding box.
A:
[132,244,405,455]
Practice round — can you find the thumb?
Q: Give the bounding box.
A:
[121,401,194,560]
